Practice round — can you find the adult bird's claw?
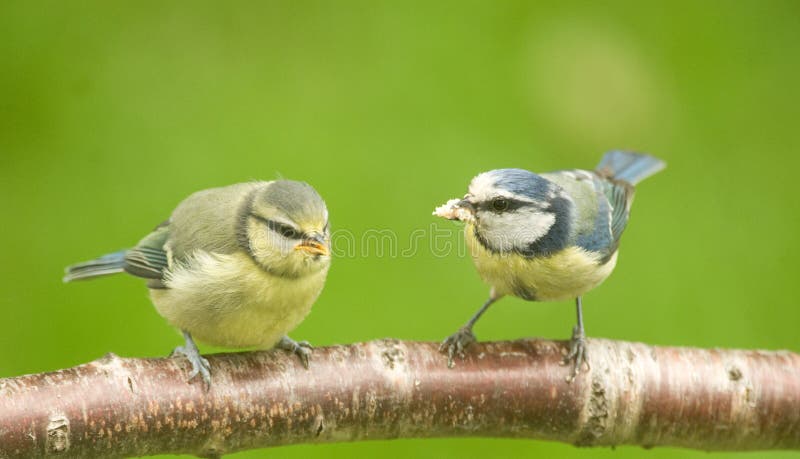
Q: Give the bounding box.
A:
[561,324,589,382]
[171,344,212,390]
[439,327,476,368]
[278,336,313,369]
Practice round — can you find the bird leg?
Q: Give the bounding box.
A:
[277,336,313,369]
[440,295,499,368]
[171,330,211,389]
[562,296,589,381]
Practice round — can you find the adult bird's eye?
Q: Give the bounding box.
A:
[492,198,509,211]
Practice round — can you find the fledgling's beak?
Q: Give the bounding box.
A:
[295,233,329,256]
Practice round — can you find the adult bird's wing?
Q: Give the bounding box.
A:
[597,177,635,252]
[595,150,665,249]
[541,170,620,263]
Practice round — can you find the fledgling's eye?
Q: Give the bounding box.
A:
[492,198,509,212]
[260,217,302,239]
[279,225,300,239]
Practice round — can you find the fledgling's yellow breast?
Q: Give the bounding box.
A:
[464,223,617,301]
[150,251,329,349]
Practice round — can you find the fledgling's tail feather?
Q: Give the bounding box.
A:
[63,250,127,282]
[596,151,665,186]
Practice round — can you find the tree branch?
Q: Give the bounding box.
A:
[1,338,799,458]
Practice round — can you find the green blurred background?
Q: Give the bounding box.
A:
[2,1,799,458]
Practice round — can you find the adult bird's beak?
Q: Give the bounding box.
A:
[295,233,329,256]
[455,198,475,213]
[432,196,476,223]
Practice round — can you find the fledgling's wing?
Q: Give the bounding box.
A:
[124,222,171,288]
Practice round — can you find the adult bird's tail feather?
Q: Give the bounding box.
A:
[63,250,127,282]
[596,151,666,186]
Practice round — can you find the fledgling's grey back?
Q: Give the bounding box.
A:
[167,182,266,259]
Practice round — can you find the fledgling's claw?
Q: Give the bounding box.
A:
[172,341,212,390]
[561,324,589,382]
[439,327,477,368]
[278,336,313,369]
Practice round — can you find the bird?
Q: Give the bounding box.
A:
[433,151,665,379]
[64,180,332,387]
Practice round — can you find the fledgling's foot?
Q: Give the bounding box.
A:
[172,343,211,389]
[561,325,589,382]
[439,327,476,368]
[278,336,313,368]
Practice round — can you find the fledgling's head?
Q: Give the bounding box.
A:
[239,180,331,277]
[435,168,572,256]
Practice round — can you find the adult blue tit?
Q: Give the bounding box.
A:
[433,151,665,379]
[64,180,331,387]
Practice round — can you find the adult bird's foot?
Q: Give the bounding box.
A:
[439,327,476,368]
[561,325,589,382]
[277,336,313,369]
[172,343,211,389]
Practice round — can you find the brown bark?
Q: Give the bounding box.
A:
[1,338,799,458]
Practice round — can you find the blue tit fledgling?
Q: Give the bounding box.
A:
[64,180,331,387]
[433,151,665,378]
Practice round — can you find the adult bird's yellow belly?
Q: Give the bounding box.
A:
[465,223,618,301]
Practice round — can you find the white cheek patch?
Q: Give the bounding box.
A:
[480,211,556,251]
[522,211,557,240]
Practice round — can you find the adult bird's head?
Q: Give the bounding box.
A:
[239,180,331,277]
[436,168,572,256]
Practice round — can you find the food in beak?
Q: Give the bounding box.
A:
[432,198,476,223]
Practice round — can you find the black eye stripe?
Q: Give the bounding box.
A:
[479,198,526,213]
[252,215,303,239]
